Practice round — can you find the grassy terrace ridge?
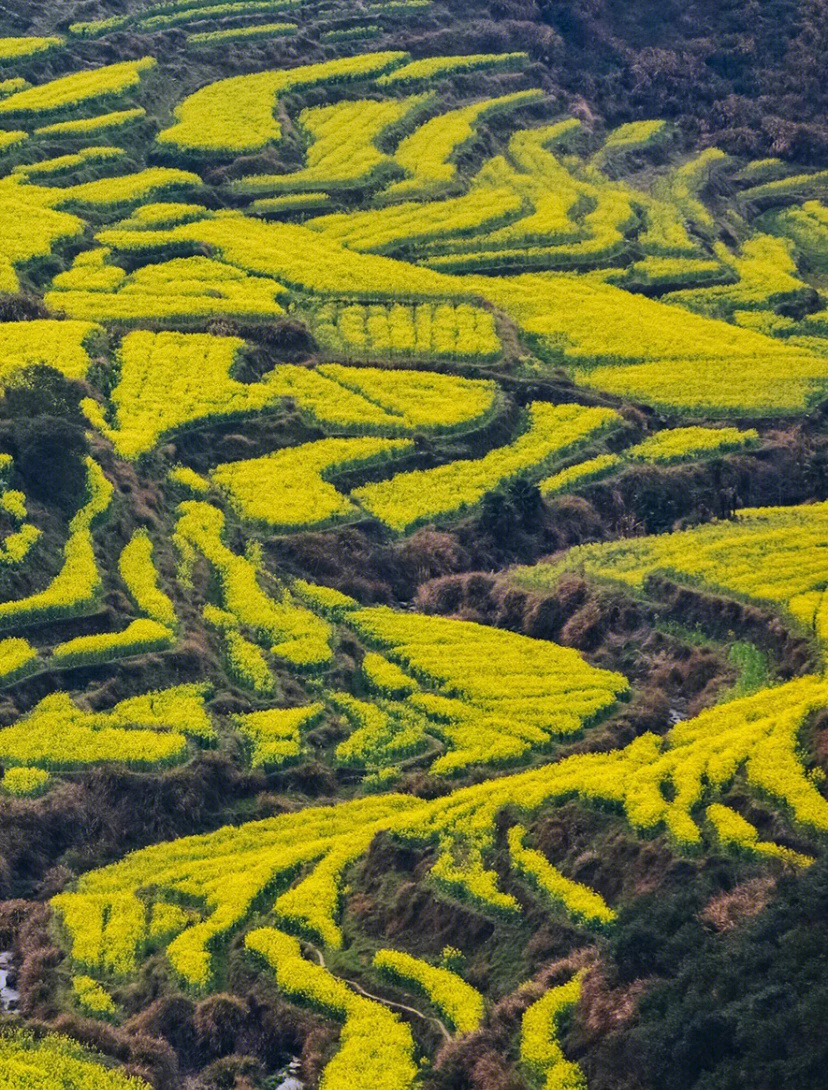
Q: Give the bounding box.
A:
[0,3,825,1090]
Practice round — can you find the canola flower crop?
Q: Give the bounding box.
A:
[0,184,87,292]
[175,501,334,667]
[306,187,525,254]
[51,670,828,994]
[738,170,828,205]
[97,212,464,300]
[0,457,111,631]
[705,802,813,866]
[118,529,177,628]
[138,1,299,32]
[508,825,615,927]
[331,689,428,770]
[83,326,497,458]
[345,605,629,773]
[71,975,116,1017]
[520,972,587,1090]
[0,36,63,62]
[384,90,544,200]
[461,129,585,252]
[626,426,759,463]
[1,765,51,797]
[0,485,40,566]
[156,52,407,155]
[314,363,498,433]
[362,651,418,697]
[515,498,828,648]
[49,253,286,325]
[233,93,434,194]
[246,928,418,1090]
[35,107,146,137]
[13,146,125,180]
[50,617,176,668]
[352,402,620,533]
[0,636,38,685]
[593,118,668,162]
[292,579,359,618]
[54,793,421,984]
[763,199,828,272]
[14,167,202,211]
[204,606,275,694]
[373,948,485,1034]
[0,1031,148,1090]
[376,51,527,85]
[69,0,303,37]
[0,41,824,1084]
[655,148,728,234]
[0,58,156,118]
[0,684,213,775]
[664,234,810,320]
[211,436,413,531]
[83,330,264,459]
[468,272,828,414]
[93,205,828,414]
[187,21,297,46]
[234,704,325,767]
[311,300,501,361]
[539,453,624,497]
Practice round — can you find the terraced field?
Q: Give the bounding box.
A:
[0,3,826,1090]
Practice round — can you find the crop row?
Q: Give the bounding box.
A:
[0,684,212,775]
[351,402,620,534]
[664,234,810,321]
[311,301,501,361]
[12,167,201,211]
[344,604,629,773]
[383,90,544,201]
[51,673,828,995]
[0,58,155,119]
[83,329,499,459]
[14,144,126,180]
[0,522,178,682]
[508,826,615,927]
[94,210,827,417]
[473,272,827,415]
[246,927,418,1090]
[187,20,297,46]
[0,457,110,631]
[763,199,828,272]
[156,52,407,155]
[521,972,587,1090]
[234,704,324,767]
[376,50,526,86]
[330,689,428,769]
[307,186,524,254]
[0,1031,147,1089]
[374,948,484,1034]
[0,36,62,61]
[0,484,40,566]
[539,425,758,497]
[69,0,302,37]
[34,107,146,137]
[516,498,828,647]
[48,252,287,325]
[175,500,333,668]
[232,93,435,194]
[211,436,413,531]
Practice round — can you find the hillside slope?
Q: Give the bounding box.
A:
[0,3,826,1090]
